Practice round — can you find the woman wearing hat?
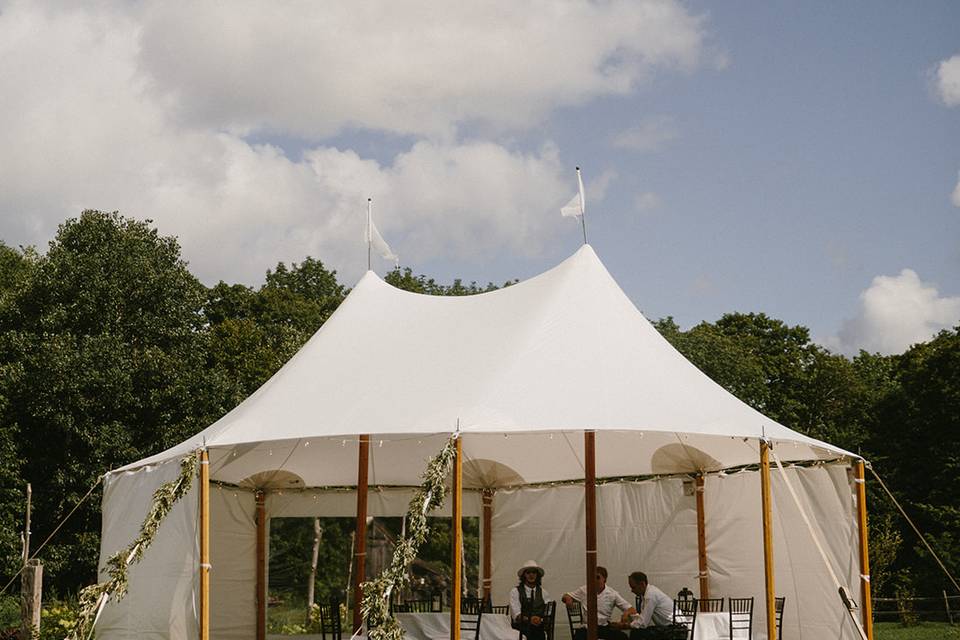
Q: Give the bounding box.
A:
[509,560,552,640]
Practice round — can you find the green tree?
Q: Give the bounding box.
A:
[204,258,347,401]
[869,328,960,590]
[0,211,230,591]
[385,267,513,296]
[656,313,879,453]
[0,244,32,578]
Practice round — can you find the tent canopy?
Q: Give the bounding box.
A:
[99,244,864,640]
[118,245,851,488]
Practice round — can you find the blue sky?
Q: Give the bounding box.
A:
[0,1,957,354]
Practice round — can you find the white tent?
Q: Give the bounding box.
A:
[97,245,869,639]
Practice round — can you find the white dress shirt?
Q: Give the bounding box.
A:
[630,584,674,629]
[565,585,632,626]
[509,584,553,621]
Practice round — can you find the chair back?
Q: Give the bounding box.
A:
[543,601,558,640]
[727,597,753,640]
[698,598,724,612]
[565,600,584,639]
[774,597,786,640]
[461,597,485,640]
[404,597,442,613]
[318,596,342,640]
[673,598,698,637]
[489,604,510,615]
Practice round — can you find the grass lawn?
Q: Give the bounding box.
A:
[875,621,960,639]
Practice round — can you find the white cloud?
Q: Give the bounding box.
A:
[634,192,662,211]
[935,54,960,107]
[611,116,679,152]
[952,171,960,208]
[0,1,701,285]
[834,269,960,355]
[136,1,706,139]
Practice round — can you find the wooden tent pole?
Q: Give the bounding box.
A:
[200,449,210,640]
[760,441,776,640]
[452,436,463,640]
[584,431,598,640]
[695,474,709,599]
[854,461,874,640]
[255,490,266,640]
[353,435,370,632]
[482,489,494,601]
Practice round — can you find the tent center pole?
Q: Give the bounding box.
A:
[695,474,709,599]
[200,449,210,640]
[255,490,266,640]
[854,461,874,640]
[584,431,598,640]
[353,435,370,632]
[451,436,463,640]
[760,440,776,640]
[481,489,494,601]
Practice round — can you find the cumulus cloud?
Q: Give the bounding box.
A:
[136,1,705,139]
[611,116,679,152]
[0,0,707,284]
[935,54,960,107]
[834,270,960,355]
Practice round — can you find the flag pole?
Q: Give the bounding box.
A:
[577,167,587,245]
[366,198,372,271]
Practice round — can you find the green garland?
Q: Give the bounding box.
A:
[69,452,200,640]
[361,436,457,640]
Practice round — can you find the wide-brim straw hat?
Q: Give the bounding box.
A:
[518,560,545,578]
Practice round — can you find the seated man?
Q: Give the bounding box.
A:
[622,571,674,639]
[509,560,552,640]
[561,566,636,640]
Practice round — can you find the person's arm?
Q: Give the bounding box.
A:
[633,595,654,629]
[542,588,552,603]
[509,588,522,621]
[614,591,634,616]
[562,586,586,607]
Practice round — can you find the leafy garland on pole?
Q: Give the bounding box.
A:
[69,451,200,640]
[361,436,457,640]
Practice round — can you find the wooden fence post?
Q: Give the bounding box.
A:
[20,559,42,638]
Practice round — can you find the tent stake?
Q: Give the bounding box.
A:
[452,436,463,640]
[481,489,494,601]
[256,490,266,640]
[854,461,874,640]
[584,430,598,640]
[695,475,709,599]
[759,441,776,640]
[200,449,210,640]
[353,435,370,631]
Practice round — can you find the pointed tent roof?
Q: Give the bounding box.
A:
[119,245,851,487]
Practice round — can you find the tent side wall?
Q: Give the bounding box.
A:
[98,458,200,639]
[210,487,257,639]
[491,464,860,640]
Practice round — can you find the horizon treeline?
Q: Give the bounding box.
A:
[0,210,956,603]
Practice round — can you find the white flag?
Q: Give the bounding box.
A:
[560,167,586,217]
[366,199,399,266]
